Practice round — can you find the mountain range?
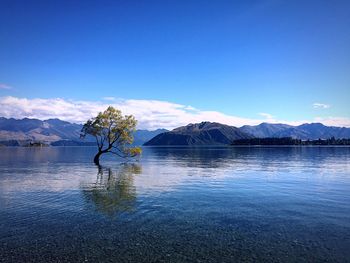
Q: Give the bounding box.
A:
[146,122,350,145]
[0,117,350,146]
[240,122,350,140]
[0,117,166,146]
[144,122,253,145]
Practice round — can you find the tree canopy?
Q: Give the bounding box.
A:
[81,106,142,165]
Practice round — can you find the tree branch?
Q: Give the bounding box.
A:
[94,135,102,150]
[110,132,122,147]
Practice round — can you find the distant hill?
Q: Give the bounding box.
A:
[133,129,168,145]
[0,117,167,146]
[239,122,350,140]
[0,117,81,142]
[232,137,350,146]
[144,122,253,145]
[240,123,293,138]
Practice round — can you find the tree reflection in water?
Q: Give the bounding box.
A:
[82,164,142,217]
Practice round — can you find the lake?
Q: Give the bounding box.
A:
[0,146,350,262]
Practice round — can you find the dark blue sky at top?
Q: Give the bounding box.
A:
[0,0,349,120]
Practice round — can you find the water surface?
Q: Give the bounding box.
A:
[0,146,350,262]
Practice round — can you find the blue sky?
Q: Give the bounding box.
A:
[0,0,349,128]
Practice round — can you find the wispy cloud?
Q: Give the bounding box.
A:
[313,102,330,109]
[0,96,262,129]
[0,96,349,128]
[258,112,274,119]
[102,96,117,101]
[313,117,350,127]
[0,83,12,90]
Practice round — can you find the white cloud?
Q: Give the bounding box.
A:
[258,112,274,119]
[313,103,330,109]
[0,96,349,129]
[184,105,197,111]
[102,96,117,101]
[313,117,350,127]
[0,83,12,90]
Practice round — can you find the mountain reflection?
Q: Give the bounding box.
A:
[82,164,142,217]
[145,146,350,171]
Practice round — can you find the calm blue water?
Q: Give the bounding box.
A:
[0,146,350,262]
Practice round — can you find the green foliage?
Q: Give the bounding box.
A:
[81,106,142,163]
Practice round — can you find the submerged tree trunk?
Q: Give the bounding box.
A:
[94,151,103,166]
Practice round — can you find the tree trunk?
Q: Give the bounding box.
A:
[94,151,103,166]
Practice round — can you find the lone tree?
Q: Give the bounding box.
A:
[81,106,142,165]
